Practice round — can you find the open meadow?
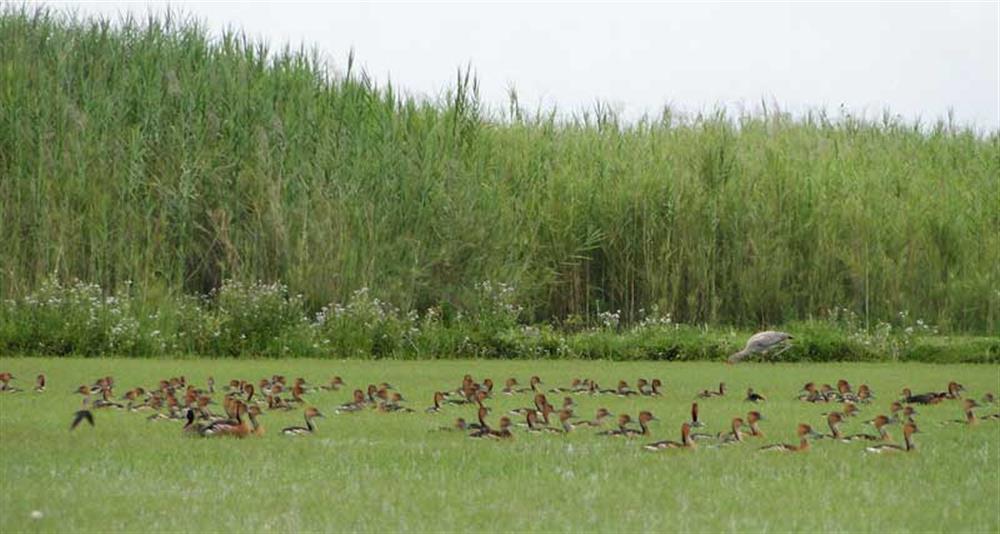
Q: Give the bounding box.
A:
[1,358,998,532]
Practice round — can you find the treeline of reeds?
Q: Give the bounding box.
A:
[1,6,997,359]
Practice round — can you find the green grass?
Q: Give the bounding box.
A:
[2,357,998,532]
[2,6,998,333]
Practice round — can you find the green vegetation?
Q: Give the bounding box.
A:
[1,6,998,339]
[1,277,996,362]
[1,358,998,531]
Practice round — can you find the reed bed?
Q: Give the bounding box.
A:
[2,7,997,340]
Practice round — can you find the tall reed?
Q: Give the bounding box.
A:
[1,6,997,333]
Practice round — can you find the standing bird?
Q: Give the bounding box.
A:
[727,331,793,364]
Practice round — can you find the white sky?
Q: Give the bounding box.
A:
[45,1,1000,130]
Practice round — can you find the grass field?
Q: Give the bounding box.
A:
[1,358,998,532]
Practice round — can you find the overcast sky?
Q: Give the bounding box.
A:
[52,1,1000,130]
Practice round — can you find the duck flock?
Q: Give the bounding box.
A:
[1,370,996,454]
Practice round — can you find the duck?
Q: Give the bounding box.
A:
[745,388,766,403]
[335,389,367,413]
[646,379,664,397]
[941,399,980,426]
[467,407,491,433]
[597,414,634,437]
[182,408,205,435]
[615,380,639,397]
[515,376,543,394]
[901,387,942,405]
[200,401,251,438]
[485,417,514,440]
[688,402,706,428]
[940,381,965,400]
[576,408,613,427]
[282,407,325,436]
[425,392,446,413]
[717,418,746,444]
[0,372,18,392]
[816,412,845,440]
[855,384,874,403]
[509,393,547,417]
[502,378,519,395]
[746,411,765,437]
[379,392,414,413]
[759,424,821,452]
[622,411,657,438]
[697,382,726,399]
[544,410,576,434]
[321,376,346,391]
[549,378,582,394]
[798,382,825,403]
[437,418,469,432]
[865,423,919,453]
[34,374,46,393]
[644,422,695,450]
[522,411,545,433]
[843,415,893,442]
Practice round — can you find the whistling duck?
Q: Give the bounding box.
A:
[576,408,613,427]
[833,379,853,402]
[856,385,874,403]
[561,396,577,411]
[644,422,695,450]
[515,376,543,394]
[982,393,996,405]
[437,418,468,432]
[510,394,547,417]
[816,413,845,440]
[940,382,965,400]
[336,389,367,413]
[745,388,767,403]
[485,417,514,439]
[93,387,124,410]
[798,382,825,403]
[718,418,746,444]
[479,378,494,397]
[33,374,45,393]
[866,423,919,453]
[379,392,414,413]
[901,388,942,405]
[647,379,663,396]
[544,410,576,433]
[759,424,820,452]
[597,414,634,437]
[201,402,252,438]
[622,411,657,437]
[688,403,705,428]
[426,392,446,413]
[636,379,650,396]
[282,407,325,436]
[321,376,346,391]
[942,399,980,425]
[182,408,204,435]
[615,380,639,398]
[697,383,726,399]
[468,407,491,433]
[502,378,519,395]
[746,411,764,437]
[288,384,306,404]
[523,411,545,433]
[843,415,893,441]
[0,372,17,392]
[549,378,582,394]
